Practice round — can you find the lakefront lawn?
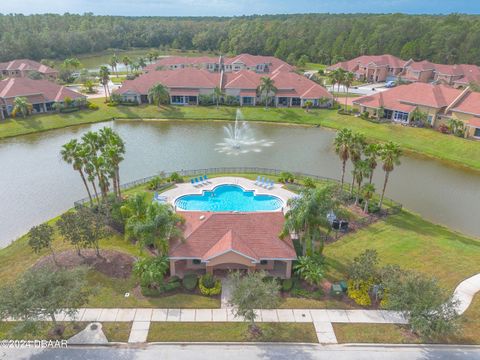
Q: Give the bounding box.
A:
[1,100,479,172]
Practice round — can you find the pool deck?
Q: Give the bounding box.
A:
[160,176,297,212]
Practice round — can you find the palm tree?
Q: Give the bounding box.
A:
[12,97,32,118]
[81,131,106,199]
[100,127,125,198]
[138,57,147,69]
[257,77,277,109]
[122,56,131,74]
[99,66,111,102]
[131,62,140,73]
[352,160,371,205]
[61,139,93,205]
[148,84,170,106]
[364,143,380,184]
[213,86,224,109]
[334,128,353,188]
[348,133,367,194]
[327,71,337,99]
[343,72,355,110]
[378,142,402,209]
[362,183,376,213]
[282,186,340,255]
[110,54,119,77]
[336,69,346,98]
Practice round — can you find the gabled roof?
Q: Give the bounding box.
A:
[169,212,297,262]
[116,68,221,94]
[451,91,480,116]
[0,77,84,105]
[406,60,437,71]
[328,54,406,72]
[353,83,462,112]
[0,59,58,75]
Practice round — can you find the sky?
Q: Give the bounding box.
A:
[1,0,479,17]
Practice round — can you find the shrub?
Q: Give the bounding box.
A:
[200,273,216,289]
[294,254,324,286]
[88,102,99,110]
[278,172,295,184]
[281,278,293,292]
[147,176,164,190]
[169,276,180,284]
[199,274,222,296]
[182,273,198,291]
[347,249,379,287]
[438,123,450,134]
[169,172,184,183]
[198,94,215,106]
[303,177,316,189]
[347,279,372,306]
[133,256,169,289]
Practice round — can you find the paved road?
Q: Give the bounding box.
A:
[2,344,480,360]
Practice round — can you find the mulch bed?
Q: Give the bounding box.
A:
[34,249,135,278]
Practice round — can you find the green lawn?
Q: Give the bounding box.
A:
[303,63,328,71]
[333,295,480,344]
[147,322,318,343]
[0,322,131,342]
[324,210,480,292]
[2,100,479,171]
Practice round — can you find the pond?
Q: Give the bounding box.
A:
[0,120,479,248]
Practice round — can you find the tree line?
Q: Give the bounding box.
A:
[1,13,480,65]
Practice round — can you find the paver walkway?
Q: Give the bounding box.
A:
[220,278,233,309]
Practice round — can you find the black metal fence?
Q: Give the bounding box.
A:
[73,167,402,214]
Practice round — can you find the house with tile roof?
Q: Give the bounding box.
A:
[144,54,294,75]
[352,82,480,139]
[0,59,58,81]
[116,65,332,107]
[169,212,297,279]
[327,55,406,83]
[0,77,86,120]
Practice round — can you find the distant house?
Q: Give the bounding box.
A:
[169,212,297,279]
[0,59,58,81]
[144,53,294,74]
[0,77,86,120]
[327,55,406,83]
[116,67,332,107]
[353,82,480,139]
[330,55,480,87]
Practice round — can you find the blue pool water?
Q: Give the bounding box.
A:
[175,184,284,212]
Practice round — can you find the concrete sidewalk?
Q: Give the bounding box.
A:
[5,308,407,344]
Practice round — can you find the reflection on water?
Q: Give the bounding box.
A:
[0,119,479,247]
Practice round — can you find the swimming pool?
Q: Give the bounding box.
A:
[175,184,284,212]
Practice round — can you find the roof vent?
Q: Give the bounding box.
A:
[199,215,206,220]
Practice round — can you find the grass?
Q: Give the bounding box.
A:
[101,322,132,342]
[333,295,480,344]
[147,322,318,343]
[333,323,421,344]
[324,210,480,292]
[87,271,219,309]
[303,63,327,71]
[2,101,479,172]
[279,297,358,309]
[0,322,131,342]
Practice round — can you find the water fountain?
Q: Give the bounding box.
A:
[216,109,274,155]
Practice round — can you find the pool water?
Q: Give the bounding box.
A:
[175,184,284,212]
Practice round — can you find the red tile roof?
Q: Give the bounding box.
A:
[144,56,220,71]
[354,83,461,111]
[0,59,58,75]
[116,68,221,95]
[169,212,297,261]
[328,54,406,72]
[117,67,332,100]
[0,77,84,105]
[451,91,480,116]
[406,60,436,71]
